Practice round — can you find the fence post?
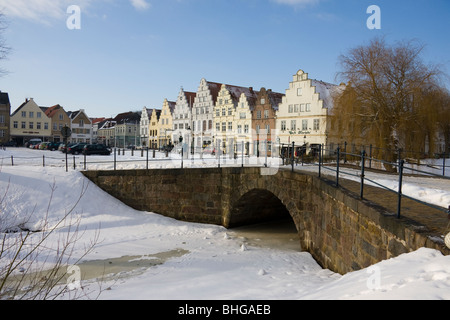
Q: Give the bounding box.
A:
[43,155,45,167]
[146,147,149,170]
[318,144,322,178]
[443,155,446,176]
[360,150,366,199]
[73,156,76,170]
[291,142,295,172]
[11,155,13,166]
[397,159,405,218]
[241,141,244,168]
[84,153,86,170]
[336,146,340,187]
[114,147,117,171]
[181,147,183,169]
[344,141,347,163]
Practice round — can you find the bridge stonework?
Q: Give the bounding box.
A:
[82,167,448,275]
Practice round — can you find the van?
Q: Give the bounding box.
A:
[27,139,42,148]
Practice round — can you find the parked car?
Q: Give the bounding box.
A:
[83,144,111,156]
[26,139,42,149]
[67,143,87,155]
[46,142,62,151]
[60,143,76,153]
[38,142,49,150]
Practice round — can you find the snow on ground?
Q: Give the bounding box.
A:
[0,147,450,301]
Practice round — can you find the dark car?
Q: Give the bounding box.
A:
[46,142,62,151]
[83,144,111,156]
[67,143,87,155]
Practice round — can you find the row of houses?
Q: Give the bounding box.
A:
[0,68,343,154]
[139,69,343,156]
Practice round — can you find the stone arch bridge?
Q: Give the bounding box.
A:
[82,167,449,274]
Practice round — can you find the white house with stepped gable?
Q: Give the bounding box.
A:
[276,69,343,156]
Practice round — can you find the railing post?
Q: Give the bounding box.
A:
[241,141,244,168]
[11,155,13,166]
[360,150,366,199]
[344,141,347,164]
[318,144,322,178]
[114,147,117,171]
[146,147,149,170]
[43,155,45,167]
[443,155,446,176]
[397,159,405,218]
[181,147,183,169]
[291,142,294,172]
[84,153,86,170]
[336,146,340,187]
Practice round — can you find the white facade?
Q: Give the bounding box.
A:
[276,69,340,155]
[173,88,196,147]
[234,92,255,154]
[192,78,221,152]
[140,107,151,148]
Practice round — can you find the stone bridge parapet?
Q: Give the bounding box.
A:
[82,167,448,274]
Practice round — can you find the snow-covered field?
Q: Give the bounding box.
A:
[0,147,449,301]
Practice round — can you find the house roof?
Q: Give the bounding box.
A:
[45,104,68,118]
[311,80,344,110]
[114,111,141,124]
[0,91,10,105]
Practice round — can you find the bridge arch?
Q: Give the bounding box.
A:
[227,188,292,228]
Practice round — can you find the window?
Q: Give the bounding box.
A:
[291,120,296,131]
[301,104,305,112]
[228,122,233,131]
[261,98,265,104]
[37,122,41,130]
[44,123,49,130]
[22,111,26,117]
[288,105,293,113]
[13,121,18,129]
[306,104,311,112]
[257,110,262,119]
[37,112,42,118]
[29,112,34,118]
[0,115,4,124]
[21,122,26,129]
[256,125,260,134]
[302,120,308,130]
[314,119,320,130]
[228,108,232,116]
[244,125,249,134]
[222,122,226,132]
[297,88,302,96]
[294,104,299,113]
[29,122,34,129]
[281,121,286,131]
[264,110,269,119]
[237,125,242,134]
[240,112,246,119]
[265,124,270,132]
[216,123,220,132]
[216,109,220,117]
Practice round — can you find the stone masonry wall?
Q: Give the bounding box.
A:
[82,167,448,275]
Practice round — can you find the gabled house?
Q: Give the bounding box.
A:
[158,99,176,149]
[67,109,92,144]
[252,88,284,156]
[113,111,141,148]
[149,108,161,149]
[0,91,11,145]
[213,84,257,154]
[45,104,70,142]
[276,69,340,156]
[173,88,196,148]
[192,79,221,152]
[10,98,51,146]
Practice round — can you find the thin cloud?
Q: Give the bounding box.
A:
[272,0,320,7]
[0,0,93,23]
[129,0,151,11]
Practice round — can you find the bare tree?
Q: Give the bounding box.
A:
[0,180,102,300]
[332,37,447,169]
[0,12,10,76]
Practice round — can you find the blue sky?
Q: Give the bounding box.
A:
[0,0,449,118]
